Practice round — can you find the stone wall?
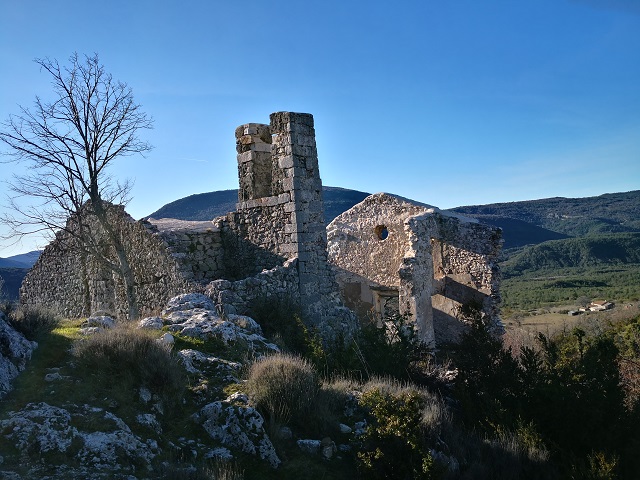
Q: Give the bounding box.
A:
[20,112,354,342]
[327,193,502,346]
[146,218,225,283]
[21,205,194,319]
[205,258,300,317]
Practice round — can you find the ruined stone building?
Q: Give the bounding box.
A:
[20,111,502,346]
[327,194,502,345]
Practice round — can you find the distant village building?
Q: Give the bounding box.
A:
[588,300,614,312]
[578,300,614,312]
[21,112,502,346]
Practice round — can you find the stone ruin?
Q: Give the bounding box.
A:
[19,111,502,346]
[328,194,502,346]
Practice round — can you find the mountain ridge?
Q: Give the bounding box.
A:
[147,187,640,251]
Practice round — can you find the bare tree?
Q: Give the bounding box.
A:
[0,53,153,319]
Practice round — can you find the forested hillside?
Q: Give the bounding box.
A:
[503,233,640,274]
[451,190,640,237]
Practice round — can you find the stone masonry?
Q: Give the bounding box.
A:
[327,194,502,347]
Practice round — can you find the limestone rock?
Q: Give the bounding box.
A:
[177,349,241,377]
[192,397,280,468]
[84,315,116,329]
[0,311,37,400]
[162,293,216,314]
[339,423,352,434]
[321,437,337,460]
[297,439,321,454]
[158,332,175,347]
[0,402,157,472]
[138,316,164,330]
[162,294,279,354]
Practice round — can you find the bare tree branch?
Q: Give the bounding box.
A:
[0,53,153,319]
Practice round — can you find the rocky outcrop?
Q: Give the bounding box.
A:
[158,293,280,353]
[192,393,281,468]
[0,294,285,477]
[0,402,158,477]
[0,311,36,399]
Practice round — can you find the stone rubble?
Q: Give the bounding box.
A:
[157,293,280,353]
[0,293,294,476]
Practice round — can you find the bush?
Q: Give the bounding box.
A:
[356,379,443,479]
[246,353,319,429]
[72,326,185,407]
[7,305,60,340]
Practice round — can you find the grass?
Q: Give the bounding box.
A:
[0,318,83,412]
[246,353,319,431]
[0,318,206,474]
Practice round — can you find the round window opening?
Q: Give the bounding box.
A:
[374,225,389,241]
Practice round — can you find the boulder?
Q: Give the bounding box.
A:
[162,293,216,314]
[162,294,279,354]
[192,396,280,468]
[138,316,164,330]
[84,315,116,329]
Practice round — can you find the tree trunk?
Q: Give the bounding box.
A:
[92,201,139,320]
[113,238,139,320]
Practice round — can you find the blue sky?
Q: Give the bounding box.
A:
[1,0,639,256]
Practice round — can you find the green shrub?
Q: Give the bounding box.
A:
[356,379,444,479]
[308,376,357,436]
[246,353,319,429]
[449,425,555,480]
[7,305,60,340]
[325,313,432,382]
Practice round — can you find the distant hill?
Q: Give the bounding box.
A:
[147,190,239,221]
[450,190,640,238]
[0,250,40,269]
[0,268,29,301]
[147,186,371,224]
[0,251,40,301]
[502,232,640,275]
[462,216,571,250]
[148,188,640,253]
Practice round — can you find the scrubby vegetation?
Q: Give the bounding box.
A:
[72,327,187,413]
[246,354,319,430]
[501,264,640,312]
[5,304,61,341]
[503,234,640,274]
[451,190,640,238]
[2,295,640,478]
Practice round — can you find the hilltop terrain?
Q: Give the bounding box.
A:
[450,190,640,237]
[0,190,639,478]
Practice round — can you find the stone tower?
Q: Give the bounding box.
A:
[234,112,340,324]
